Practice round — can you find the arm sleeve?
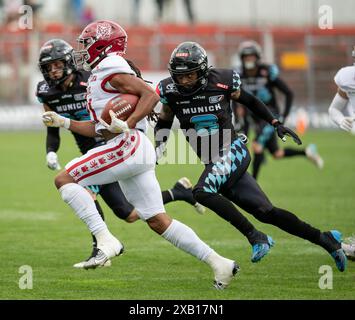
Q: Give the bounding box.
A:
[272,78,294,120]
[46,127,60,153]
[236,88,276,124]
[328,92,348,126]
[154,117,174,146]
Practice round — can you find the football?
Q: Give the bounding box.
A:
[100,93,139,124]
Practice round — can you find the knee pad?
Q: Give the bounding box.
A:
[112,206,132,221]
[250,206,275,223]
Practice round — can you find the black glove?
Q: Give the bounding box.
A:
[273,121,302,145]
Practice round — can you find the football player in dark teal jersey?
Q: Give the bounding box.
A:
[154,41,347,271]
[234,41,323,179]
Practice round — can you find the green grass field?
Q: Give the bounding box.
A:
[0,130,354,300]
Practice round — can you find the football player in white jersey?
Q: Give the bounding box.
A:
[329,45,355,132]
[328,46,355,260]
[42,20,238,290]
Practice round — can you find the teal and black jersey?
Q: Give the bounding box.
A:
[36,70,105,154]
[157,68,241,163]
[239,63,293,120]
[36,70,91,121]
[239,63,279,114]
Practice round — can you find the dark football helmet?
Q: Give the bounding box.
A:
[238,40,262,60]
[168,41,210,95]
[38,39,76,87]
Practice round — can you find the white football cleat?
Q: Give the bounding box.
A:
[342,236,355,261]
[83,237,124,270]
[73,248,112,269]
[306,144,324,169]
[206,252,240,290]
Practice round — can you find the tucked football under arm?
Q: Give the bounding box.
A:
[109,73,160,128]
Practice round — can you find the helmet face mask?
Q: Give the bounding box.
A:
[242,54,258,70]
[168,41,210,96]
[38,39,76,87]
[238,40,262,70]
[74,20,128,71]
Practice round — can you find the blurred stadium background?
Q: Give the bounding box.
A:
[0,0,354,301]
[0,0,355,130]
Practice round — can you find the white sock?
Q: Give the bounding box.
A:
[161,219,213,261]
[59,183,108,235]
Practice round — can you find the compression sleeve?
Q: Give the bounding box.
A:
[237,88,276,124]
[154,117,174,147]
[46,127,60,153]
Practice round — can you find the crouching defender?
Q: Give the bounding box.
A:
[154,41,347,271]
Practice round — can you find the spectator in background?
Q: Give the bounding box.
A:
[69,0,94,27]
[70,0,83,23]
[234,40,324,180]
[81,5,94,26]
[24,0,43,29]
[3,0,22,30]
[155,0,195,24]
[131,0,141,25]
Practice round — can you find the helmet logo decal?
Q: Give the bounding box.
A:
[96,22,112,40]
[176,52,189,57]
[42,45,53,51]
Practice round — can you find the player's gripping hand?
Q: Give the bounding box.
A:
[155,141,167,161]
[98,110,129,134]
[46,151,61,170]
[273,121,302,145]
[339,117,354,132]
[42,111,70,129]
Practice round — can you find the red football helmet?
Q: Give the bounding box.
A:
[74,20,128,71]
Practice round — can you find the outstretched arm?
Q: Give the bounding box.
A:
[42,104,61,170]
[42,111,97,137]
[231,88,302,145]
[273,77,294,121]
[231,88,277,124]
[154,104,175,160]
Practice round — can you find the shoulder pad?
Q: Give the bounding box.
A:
[96,55,134,75]
[156,78,174,104]
[232,70,242,91]
[334,66,355,90]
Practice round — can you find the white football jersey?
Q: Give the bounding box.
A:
[86,53,148,134]
[334,66,355,117]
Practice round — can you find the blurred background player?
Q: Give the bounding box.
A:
[328,45,355,261]
[233,40,324,180]
[155,41,347,271]
[36,38,204,268]
[328,45,355,133]
[42,21,237,289]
